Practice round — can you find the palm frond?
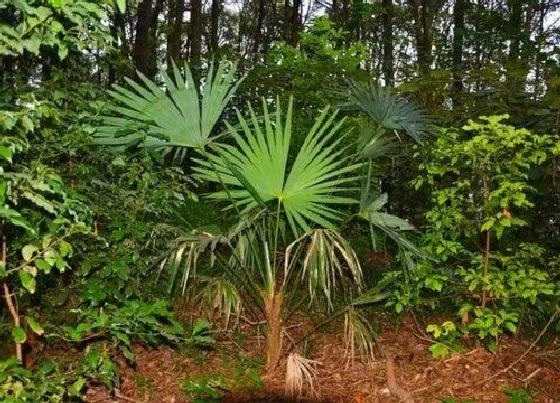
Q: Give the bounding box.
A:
[194,277,242,330]
[95,60,242,152]
[342,79,432,144]
[158,226,229,295]
[344,307,377,366]
[359,192,415,232]
[285,353,321,399]
[284,229,363,308]
[356,123,400,160]
[193,97,362,235]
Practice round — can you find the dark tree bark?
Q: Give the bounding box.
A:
[382,0,394,86]
[534,0,546,97]
[190,0,202,62]
[210,0,221,52]
[508,0,522,63]
[0,6,16,87]
[167,0,185,66]
[289,0,302,45]
[254,0,266,52]
[109,5,131,84]
[409,0,443,77]
[506,0,529,91]
[133,0,157,78]
[452,0,466,103]
[330,0,340,25]
[283,0,291,42]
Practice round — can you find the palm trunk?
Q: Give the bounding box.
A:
[264,291,283,374]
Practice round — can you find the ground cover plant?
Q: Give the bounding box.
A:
[1,0,559,402]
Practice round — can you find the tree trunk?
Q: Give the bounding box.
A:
[410,0,443,108]
[210,0,221,53]
[534,0,545,98]
[382,0,394,86]
[254,0,266,53]
[167,0,185,66]
[482,230,491,307]
[133,0,156,78]
[264,291,284,374]
[1,234,22,363]
[283,0,291,42]
[190,0,203,62]
[508,0,522,63]
[109,5,129,84]
[482,176,490,308]
[452,0,466,106]
[290,0,301,45]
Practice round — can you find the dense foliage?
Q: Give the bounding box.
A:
[0,0,559,400]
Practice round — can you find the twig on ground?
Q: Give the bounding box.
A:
[475,311,558,386]
[384,350,415,403]
[115,391,144,403]
[411,313,429,339]
[524,367,541,383]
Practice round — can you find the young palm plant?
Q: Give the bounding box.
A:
[99,61,428,373]
[190,98,364,372]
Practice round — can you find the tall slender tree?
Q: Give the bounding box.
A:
[382,0,394,86]
[452,0,466,105]
[167,0,186,65]
[190,0,203,62]
[134,0,157,78]
[210,0,221,52]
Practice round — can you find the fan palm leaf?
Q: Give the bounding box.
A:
[194,97,362,235]
[342,79,432,144]
[95,60,242,151]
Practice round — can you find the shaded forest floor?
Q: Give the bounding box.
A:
[80,314,559,402]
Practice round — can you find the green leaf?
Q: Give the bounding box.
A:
[35,259,50,272]
[58,44,68,60]
[58,240,72,257]
[481,219,495,232]
[116,0,126,13]
[505,321,517,333]
[69,378,85,396]
[192,320,212,336]
[12,326,26,344]
[22,245,37,262]
[428,342,450,359]
[0,146,13,162]
[19,270,36,293]
[26,317,44,335]
[97,60,242,153]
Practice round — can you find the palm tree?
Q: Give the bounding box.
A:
[99,62,430,373]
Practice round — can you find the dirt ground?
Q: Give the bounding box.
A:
[84,314,560,403]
